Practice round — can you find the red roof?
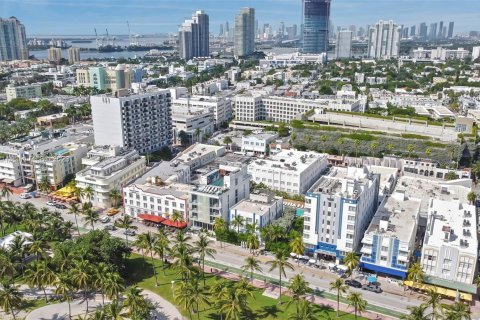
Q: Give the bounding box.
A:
[138,214,166,223]
[161,219,187,229]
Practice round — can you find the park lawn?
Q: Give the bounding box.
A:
[125,254,363,320]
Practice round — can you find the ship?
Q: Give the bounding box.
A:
[126,44,174,51]
[97,45,124,52]
[71,40,93,43]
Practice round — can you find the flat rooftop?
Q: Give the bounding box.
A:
[250,150,326,173]
[132,161,189,185]
[129,182,191,199]
[230,194,279,216]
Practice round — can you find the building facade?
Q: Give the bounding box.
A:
[336,30,352,59]
[0,17,28,61]
[67,47,81,64]
[178,11,210,60]
[76,65,135,92]
[90,89,173,153]
[47,47,62,63]
[234,8,255,57]
[367,20,401,59]
[6,84,42,102]
[302,0,331,54]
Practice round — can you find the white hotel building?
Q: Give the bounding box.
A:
[172,95,232,128]
[304,166,379,261]
[248,150,328,195]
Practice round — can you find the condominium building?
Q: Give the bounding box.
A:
[367,20,401,59]
[0,159,23,186]
[75,148,146,208]
[178,11,209,60]
[302,0,331,54]
[76,65,137,91]
[172,95,232,128]
[90,89,173,153]
[304,166,379,261]
[229,190,283,233]
[412,47,469,61]
[171,107,214,145]
[234,8,255,57]
[233,94,264,122]
[67,47,81,64]
[336,30,352,59]
[422,199,477,293]
[47,47,62,63]
[172,143,225,171]
[248,150,328,194]
[33,143,89,190]
[0,17,28,61]
[241,133,278,156]
[5,84,42,102]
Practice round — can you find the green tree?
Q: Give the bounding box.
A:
[387,143,395,155]
[343,252,359,277]
[320,135,328,151]
[104,299,126,320]
[123,286,152,320]
[67,203,81,236]
[82,204,99,230]
[0,184,12,201]
[104,272,124,302]
[242,255,263,282]
[425,289,442,320]
[53,273,74,319]
[266,250,294,300]
[72,259,92,313]
[337,137,345,155]
[108,189,122,208]
[116,215,137,245]
[142,232,160,287]
[347,292,367,320]
[353,139,361,157]
[467,191,476,205]
[24,260,55,302]
[287,274,310,316]
[153,229,170,276]
[290,236,305,265]
[214,217,227,248]
[401,304,429,320]
[231,214,245,233]
[407,262,424,292]
[330,277,348,317]
[0,281,23,320]
[223,136,233,150]
[174,281,195,319]
[425,148,432,158]
[407,144,415,158]
[38,176,51,193]
[370,141,379,156]
[194,232,216,286]
[82,186,94,202]
[442,301,471,320]
[289,299,318,320]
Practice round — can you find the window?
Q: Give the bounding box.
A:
[180,203,184,209]
[304,225,310,231]
[381,256,387,261]
[348,206,356,212]
[165,200,169,206]
[157,199,162,204]
[381,246,388,252]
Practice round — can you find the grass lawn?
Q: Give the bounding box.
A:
[125,254,364,320]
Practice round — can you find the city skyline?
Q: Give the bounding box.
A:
[2,0,479,36]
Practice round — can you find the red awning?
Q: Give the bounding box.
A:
[161,219,187,229]
[138,214,166,223]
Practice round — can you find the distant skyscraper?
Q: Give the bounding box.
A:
[419,22,428,39]
[0,16,28,61]
[447,22,454,38]
[410,25,416,37]
[335,30,352,59]
[429,22,438,40]
[47,47,62,63]
[302,0,331,54]
[67,47,80,64]
[178,10,209,60]
[219,24,224,37]
[367,20,401,59]
[234,7,255,57]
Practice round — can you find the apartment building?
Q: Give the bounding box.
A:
[75,149,146,208]
[171,107,214,145]
[172,95,232,128]
[6,84,42,102]
[233,95,264,121]
[248,150,328,194]
[76,65,138,91]
[0,159,23,186]
[241,133,278,156]
[229,190,283,233]
[172,144,225,171]
[90,89,172,153]
[33,143,89,190]
[304,166,379,261]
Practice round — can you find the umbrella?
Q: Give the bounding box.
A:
[367,276,377,283]
[308,259,316,264]
[337,265,349,271]
[290,252,297,257]
[328,262,336,269]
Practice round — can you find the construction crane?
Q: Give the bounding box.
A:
[127,21,131,45]
[94,28,99,48]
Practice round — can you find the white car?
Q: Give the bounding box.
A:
[19,193,31,199]
[100,216,111,223]
[46,201,57,206]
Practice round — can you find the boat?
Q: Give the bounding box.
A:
[71,40,93,43]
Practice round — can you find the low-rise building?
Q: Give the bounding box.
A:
[172,143,225,171]
[172,95,233,128]
[241,133,278,156]
[171,107,214,145]
[36,113,68,127]
[0,158,23,186]
[248,150,328,194]
[229,190,283,233]
[6,84,42,102]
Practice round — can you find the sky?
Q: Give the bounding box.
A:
[2,0,479,36]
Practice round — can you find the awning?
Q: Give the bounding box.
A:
[337,265,349,271]
[161,219,187,229]
[1,178,14,184]
[315,249,337,257]
[404,281,472,302]
[138,214,166,223]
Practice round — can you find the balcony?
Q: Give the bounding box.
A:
[361,246,372,254]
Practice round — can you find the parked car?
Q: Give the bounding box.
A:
[104,225,116,231]
[107,208,120,216]
[54,203,67,209]
[362,284,382,293]
[46,201,57,206]
[100,216,111,223]
[19,193,31,199]
[123,229,136,236]
[345,279,362,288]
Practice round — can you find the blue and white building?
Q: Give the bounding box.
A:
[360,189,421,278]
[303,166,379,262]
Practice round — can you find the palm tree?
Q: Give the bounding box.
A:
[343,252,359,277]
[287,274,310,316]
[0,184,12,201]
[401,304,429,320]
[28,240,46,261]
[370,141,379,157]
[289,299,317,320]
[330,277,348,317]
[266,250,294,300]
[467,191,476,205]
[407,262,424,292]
[407,144,415,158]
[104,272,124,301]
[246,234,260,254]
[123,286,151,320]
[170,210,184,223]
[143,232,160,287]
[104,300,126,320]
[194,128,202,143]
[194,232,216,286]
[223,136,233,150]
[471,162,480,180]
[174,281,195,319]
[353,139,361,157]
[108,189,122,208]
[24,260,55,302]
[67,203,81,236]
[387,143,395,155]
[82,205,99,230]
[425,288,442,320]
[242,256,262,282]
[0,281,23,320]
[133,233,149,266]
[425,148,432,158]
[320,134,328,151]
[93,262,110,305]
[72,259,92,313]
[188,280,209,320]
[214,217,227,248]
[153,229,170,275]
[116,215,137,245]
[232,214,245,232]
[442,301,471,320]
[38,176,51,194]
[53,273,74,320]
[290,236,305,265]
[347,292,367,320]
[337,137,345,155]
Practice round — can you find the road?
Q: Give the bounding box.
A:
[16,195,423,318]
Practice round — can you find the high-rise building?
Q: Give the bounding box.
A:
[335,30,352,59]
[447,21,455,38]
[234,7,255,57]
[178,10,209,60]
[219,24,224,37]
[410,25,416,37]
[367,20,401,59]
[47,47,62,63]
[429,22,438,40]
[419,22,428,39]
[90,89,173,153]
[302,0,331,54]
[67,47,80,64]
[438,21,444,38]
[0,17,28,61]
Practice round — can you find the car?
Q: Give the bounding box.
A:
[362,284,382,293]
[46,201,57,206]
[100,216,111,223]
[19,193,31,199]
[54,203,67,209]
[123,229,136,236]
[107,208,120,216]
[104,225,116,231]
[345,279,362,288]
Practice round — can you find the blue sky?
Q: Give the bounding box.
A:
[2,0,479,36]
